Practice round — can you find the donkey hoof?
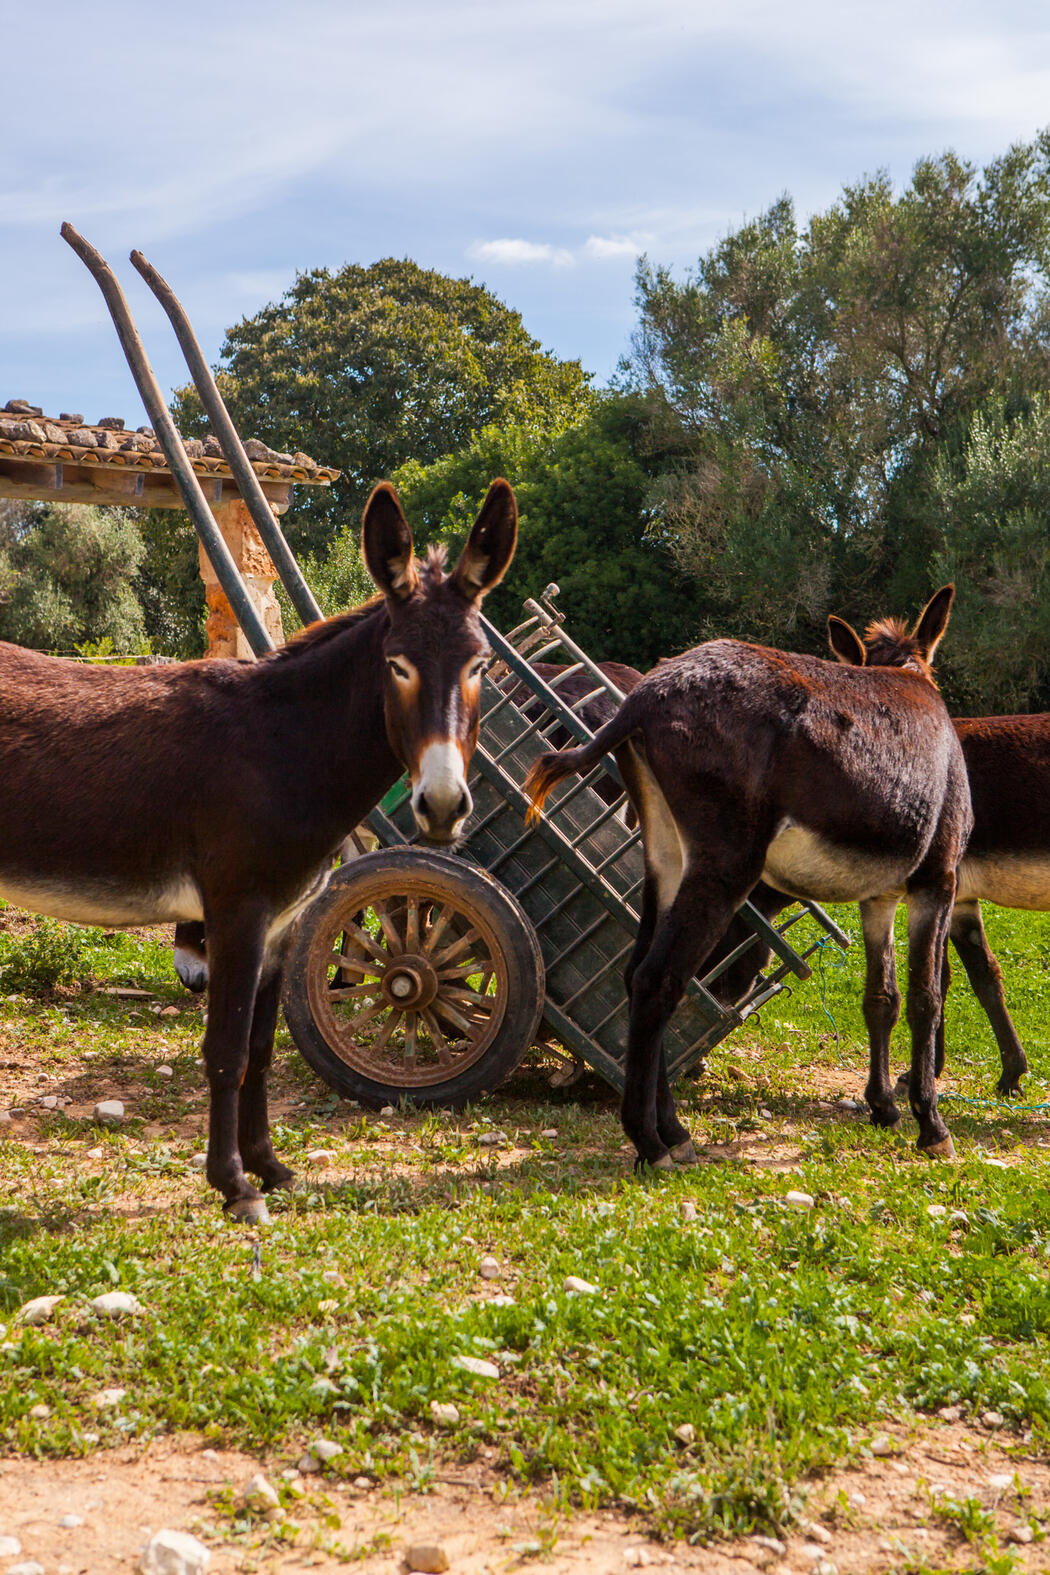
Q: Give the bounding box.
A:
[228,1197,272,1224]
[634,1152,674,1175]
[921,1135,957,1161]
[671,1139,699,1166]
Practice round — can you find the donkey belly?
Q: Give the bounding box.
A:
[958,854,1050,910]
[0,873,204,928]
[762,823,906,904]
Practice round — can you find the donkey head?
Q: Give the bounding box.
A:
[362,479,517,843]
[827,585,955,680]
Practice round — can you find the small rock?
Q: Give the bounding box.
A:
[92,1387,126,1408]
[623,1549,652,1568]
[452,1354,499,1379]
[310,1438,342,1462]
[848,1490,867,1506]
[785,1190,814,1209]
[59,1513,84,1527]
[815,1563,837,1575]
[90,1291,144,1319]
[94,1100,124,1125]
[949,1209,969,1226]
[353,1476,372,1490]
[156,1066,174,1079]
[478,1255,501,1280]
[86,1146,103,1159]
[486,1294,516,1307]
[807,1524,832,1545]
[8,1562,45,1575]
[989,1472,1013,1489]
[926,1204,947,1218]
[380,1105,396,1117]
[752,1537,786,1557]
[564,1276,599,1295]
[982,1409,1005,1428]
[190,1153,207,1170]
[41,1095,58,1110]
[240,1472,280,1511]
[0,1110,11,1125]
[680,1201,698,1223]
[321,1270,344,1285]
[138,1528,211,1574]
[869,1433,894,1456]
[159,1006,179,1017]
[540,1128,558,1139]
[758,1107,773,1119]
[17,1294,65,1326]
[430,1401,460,1427]
[0,1540,21,1559]
[306,1148,337,1164]
[404,1542,450,1574]
[938,1403,962,1421]
[673,1422,695,1445]
[477,1131,507,1146]
[297,1453,321,1474]
[29,1403,51,1419]
[1008,1525,1034,1545]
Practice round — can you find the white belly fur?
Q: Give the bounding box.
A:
[958,854,1050,910]
[762,823,906,904]
[0,875,204,928]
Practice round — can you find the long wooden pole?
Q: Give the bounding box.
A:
[130,249,323,628]
[60,222,274,658]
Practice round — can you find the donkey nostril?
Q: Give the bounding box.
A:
[456,790,470,820]
[416,792,431,823]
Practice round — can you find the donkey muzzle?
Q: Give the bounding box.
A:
[411,742,473,843]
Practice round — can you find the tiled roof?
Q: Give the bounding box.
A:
[0,400,339,486]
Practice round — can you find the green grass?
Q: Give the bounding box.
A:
[2,900,1050,1545]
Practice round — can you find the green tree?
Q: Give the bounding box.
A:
[0,503,147,653]
[390,396,695,668]
[173,258,593,559]
[623,133,1050,660]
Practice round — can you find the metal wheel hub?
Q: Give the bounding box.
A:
[380,954,437,1011]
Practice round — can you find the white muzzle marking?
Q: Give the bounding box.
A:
[412,741,472,839]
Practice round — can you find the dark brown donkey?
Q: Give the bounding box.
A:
[526,589,971,1169]
[0,481,517,1221]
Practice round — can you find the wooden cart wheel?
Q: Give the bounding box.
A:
[282,849,545,1108]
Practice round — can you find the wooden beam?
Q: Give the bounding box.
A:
[0,462,293,514]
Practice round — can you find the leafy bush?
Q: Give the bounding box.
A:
[0,919,94,995]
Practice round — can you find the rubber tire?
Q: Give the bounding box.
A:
[283,848,545,1109]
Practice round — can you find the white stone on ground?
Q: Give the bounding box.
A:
[94,1099,124,1125]
[869,1434,894,1456]
[680,1201,698,1223]
[297,1453,321,1474]
[486,1294,516,1307]
[306,1149,337,1164]
[0,1110,11,1125]
[938,1404,962,1422]
[17,1295,64,1326]
[8,1562,45,1575]
[478,1256,500,1279]
[673,1423,695,1445]
[477,1130,507,1146]
[452,1354,499,1379]
[540,1128,558,1139]
[29,1403,50,1420]
[157,1066,174,1079]
[138,1529,211,1574]
[379,1105,396,1117]
[310,1439,342,1462]
[752,1537,786,1557]
[91,1291,143,1318]
[86,1146,103,1159]
[353,1476,372,1490]
[240,1473,279,1511]
[59,1513,84,1528]
[926,1204,947,1218]
[92,1387,127,1408]
[806,1524,832,1544]
[0,1536,21,1557]
[405,1543,450,1573]
[785,1191,815,1209]
[564,1276,598,1295]
[190,1154,206,1170]
[430,1401,460,1426]
[40,1095,58,1109]
[1009,1525,1034,1544]
[623,1548,652,1567]
[983,1409,1005,1427]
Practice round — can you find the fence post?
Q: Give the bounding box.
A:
[199,497,285,659]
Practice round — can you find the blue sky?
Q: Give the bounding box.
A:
[3,0,1050,432]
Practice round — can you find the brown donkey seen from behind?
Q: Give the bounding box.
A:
[0,480,517,1220]
[527,589,971,1169]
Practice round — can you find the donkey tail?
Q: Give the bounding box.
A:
[525,706,639,824]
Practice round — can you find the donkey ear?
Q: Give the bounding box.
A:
[362,483,419,602]
[827,615,866,667]
[912,584,954,662]
[450,478,518,602]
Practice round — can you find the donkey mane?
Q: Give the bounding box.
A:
[863,616,933,678]
[265,598,387,663]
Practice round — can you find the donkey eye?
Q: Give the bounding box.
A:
[387,659,412,682]
[467,657,488,679]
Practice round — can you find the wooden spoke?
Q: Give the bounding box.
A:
[437,959,493,981]
[373,900,404,956]
[431,927,482,970]
[405,896,420,954]
[327,981,382,1002]
[329,952,379,977]
[421,902,456,956]
[343,919,388,964]
[421,1008,454,1066]
[341,1000,385,1033]
[443,984,496,1009]
[403,1016,418,1068]
[370,1009,402,1057]
[431,995,478,1036]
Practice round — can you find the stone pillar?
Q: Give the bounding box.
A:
[198,497,285,659]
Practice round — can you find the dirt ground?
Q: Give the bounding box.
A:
[0,1422,1047,1573]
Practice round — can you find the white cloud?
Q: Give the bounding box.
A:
[584,234,647,261]
[469,239,576,267]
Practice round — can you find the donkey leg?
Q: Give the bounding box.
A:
[202,911,271,1221]
[905,887,955,1157]
[623,877,741,1170]
[656,1054,695,1161]
[949,900,1028,1097]
[238,966,295,1193]
[934,939,950,1079]
[625,872,660,1001]
[859,896,902,1128]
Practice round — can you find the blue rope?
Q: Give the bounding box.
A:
[813,933,856,1068]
